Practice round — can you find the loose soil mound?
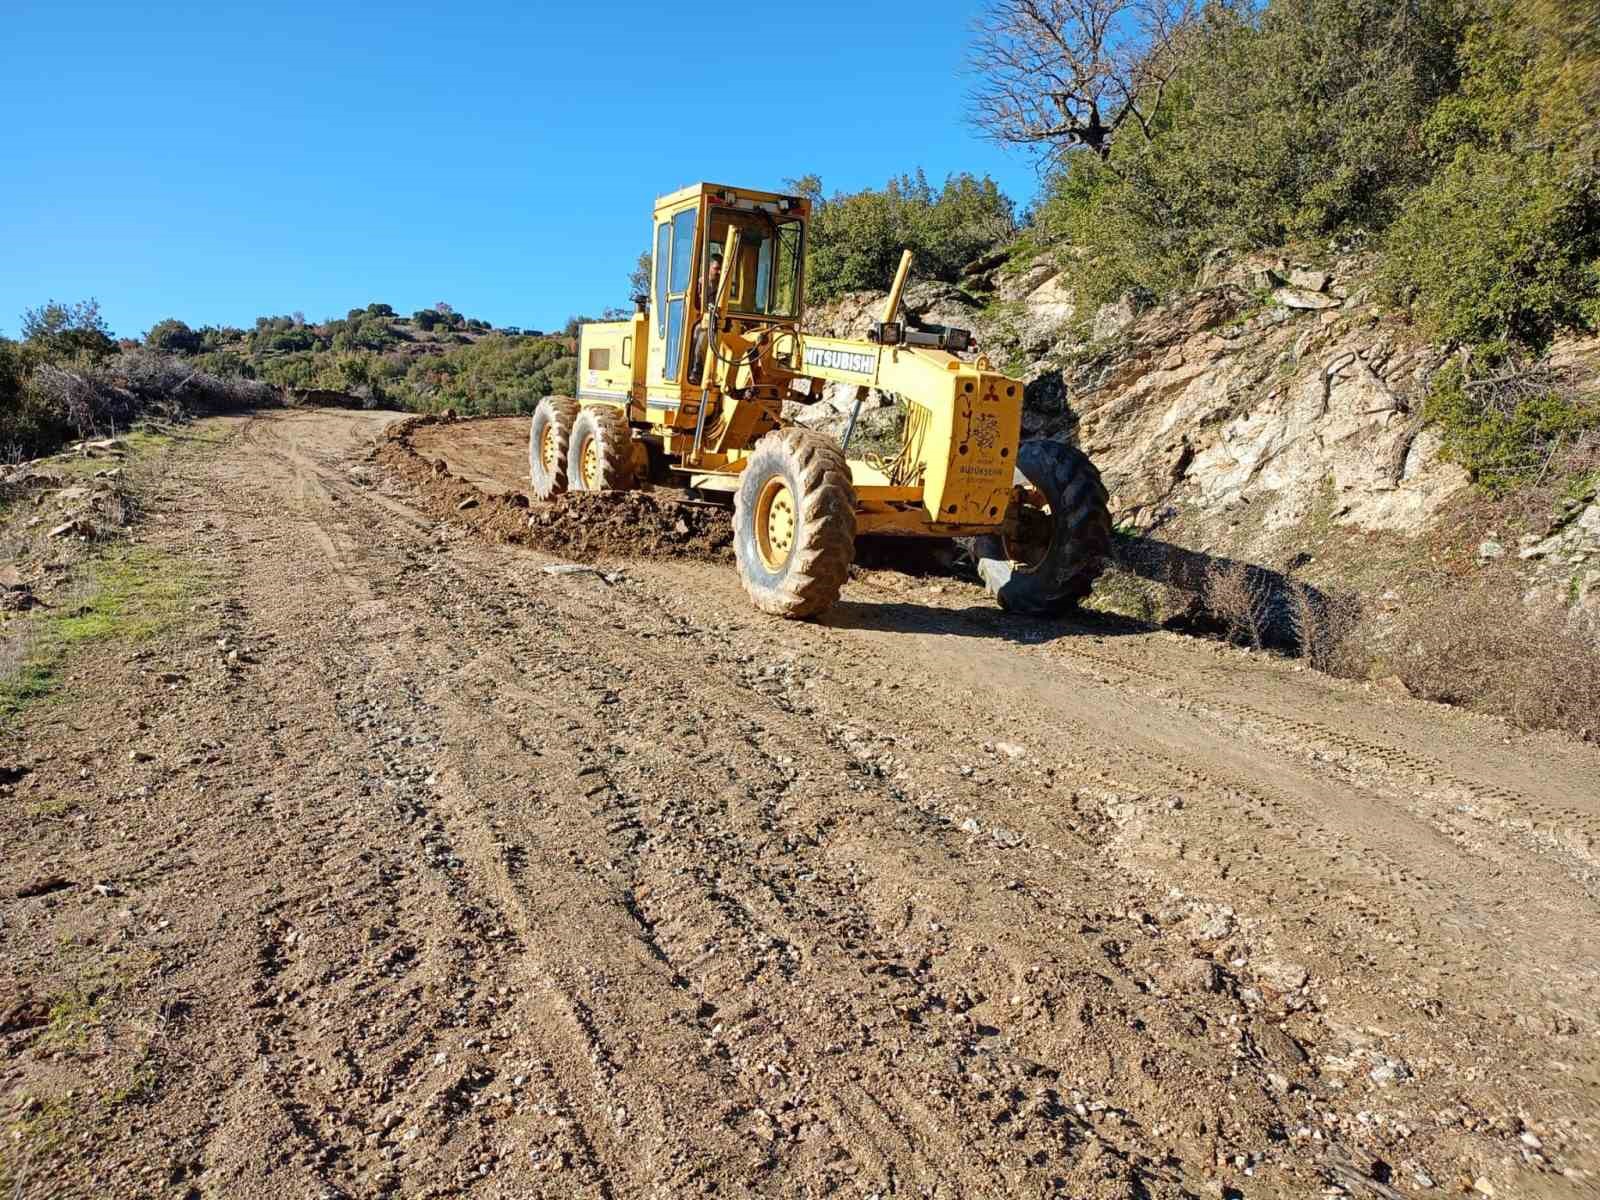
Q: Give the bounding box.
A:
[375,414,733,562]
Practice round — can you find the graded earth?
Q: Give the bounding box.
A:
[3,409,1598,1199]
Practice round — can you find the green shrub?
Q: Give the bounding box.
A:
[1422,362,1599,492]
[21,299,116,362]
[400,334,575,415]
[145,318,202,355]
[795,170,1015,301]
[1382,149,1600,354]
[1380,2,1600,353]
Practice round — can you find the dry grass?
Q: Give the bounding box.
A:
[1202,560,1271,649]
[1389,584,1600,739]
[1288,579,1363,673]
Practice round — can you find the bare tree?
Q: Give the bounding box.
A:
[969,0,1197,161]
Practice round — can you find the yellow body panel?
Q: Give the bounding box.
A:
[575,318,643,409]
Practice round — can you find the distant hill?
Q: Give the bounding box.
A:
[147,304,581,416]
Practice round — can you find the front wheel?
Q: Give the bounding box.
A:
[733,429,857,618]
[974,440,1110,616]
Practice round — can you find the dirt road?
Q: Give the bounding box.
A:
[3,408,1598,1199]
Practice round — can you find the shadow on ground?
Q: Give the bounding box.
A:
[833,533,1341,652]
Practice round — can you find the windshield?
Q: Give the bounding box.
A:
[706,210,802,319]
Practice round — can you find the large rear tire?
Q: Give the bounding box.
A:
[734,429,857,618]
[529,396,579,500]
[975,440,1110,616]
[567,405,635,492]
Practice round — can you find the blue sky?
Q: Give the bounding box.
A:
[1,1,1045,340]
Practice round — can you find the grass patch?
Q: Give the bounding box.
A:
[45,984,108,1050]
[0,545,207,722]
[26,795,78,819]
[108,1051,162,1108]
[0,1094,82,1195]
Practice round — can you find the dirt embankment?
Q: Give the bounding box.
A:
[1,408,1598,1200]
[378,414,733,563]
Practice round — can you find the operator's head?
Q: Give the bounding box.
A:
[708,253,722,284]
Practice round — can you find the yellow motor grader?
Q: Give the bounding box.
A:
[529,181,1110,618]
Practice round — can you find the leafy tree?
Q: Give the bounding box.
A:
[1030,0,1466,314]
[413,308,440,331]
[1381,0,1600,355]
[628,249,651,301]
[350,318,396,351]
[21,299,116,361]
[146,318,202,355]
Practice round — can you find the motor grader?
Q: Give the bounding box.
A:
[529,181,1110,619]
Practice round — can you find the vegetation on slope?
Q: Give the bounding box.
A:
[958,0,1600,488]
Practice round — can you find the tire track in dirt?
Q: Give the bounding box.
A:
[385,412,1600,1192]
[7,408,1597,1200]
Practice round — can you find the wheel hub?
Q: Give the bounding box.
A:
[580,436,600,489]
[541,424,561,475]
[755,477,797,571]
[1002,483,1052,570]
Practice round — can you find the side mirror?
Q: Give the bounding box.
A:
[631,293,649,315]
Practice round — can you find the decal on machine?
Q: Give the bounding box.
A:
[803,346,878,377]
[958,398,1000,453]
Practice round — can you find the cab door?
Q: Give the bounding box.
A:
[645,202,698,400]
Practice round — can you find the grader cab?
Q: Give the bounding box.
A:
[529,181,1110,618]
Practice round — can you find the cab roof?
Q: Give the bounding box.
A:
[653,181,806,211]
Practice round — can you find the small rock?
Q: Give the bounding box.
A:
[1287,268,1331,292]
[994,741,1025,759]
[959,817,981,834]
[1477,540,1505,560]
[1369,1056,1412,1086]
[1473,1177,1496,1197]
[457,497,479,511]
[1196,912,1234,940]
[1254,1021,1308,1067]
[673,519,690,536]
[1180,958,1221,993]
[1256,958,1310,992]
[1520,1131,1542,1150]
[1374,674,1411,697]
[129,749,155,763]
[1274,286,1341,311]
[990,826,1023,848]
